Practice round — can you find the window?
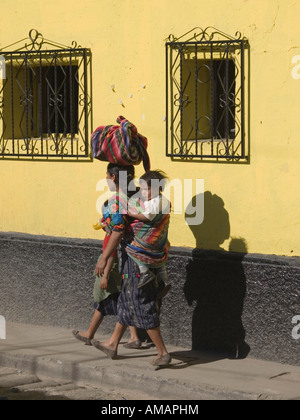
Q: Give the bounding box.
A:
[166,27,249,161]
[0,30,92,159]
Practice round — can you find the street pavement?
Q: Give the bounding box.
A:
[0,366,145,400]
[0,322,299,400]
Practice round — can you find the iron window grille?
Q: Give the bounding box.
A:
[166,27,249,161]
[0,29,92,159]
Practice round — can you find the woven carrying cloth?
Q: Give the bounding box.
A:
[91,116,150,171]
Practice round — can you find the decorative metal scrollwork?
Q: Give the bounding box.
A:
[71,41,82,49]
[174,93,190,108]
[166,27,248,161]
[79,93,86,106]
[0,30,91,160]
[20,94,33,107]
[0,29,83,53]
[25,29,44,51]
[167,27,244,44]
[49,94,63,107]
[219,92,235,109]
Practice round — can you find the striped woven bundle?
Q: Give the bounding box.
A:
[91,116,150,171]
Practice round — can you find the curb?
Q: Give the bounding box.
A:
[0,351,283,401]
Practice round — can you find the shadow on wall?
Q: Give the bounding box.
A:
[184,191,250,359]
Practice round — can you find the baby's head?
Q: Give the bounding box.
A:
[139,170,168,201]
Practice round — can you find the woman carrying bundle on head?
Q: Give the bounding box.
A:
[72,163,140,348]
[90,116,172,367]
[93,168,172,367]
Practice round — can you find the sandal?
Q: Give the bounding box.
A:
[123,339,142,349]
[91,339,117,360]
[151,353,172,366]
[72,330,92,346]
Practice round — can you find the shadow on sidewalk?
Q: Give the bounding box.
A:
[168,349,227,370]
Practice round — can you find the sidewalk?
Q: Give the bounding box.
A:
[0,322,299,400]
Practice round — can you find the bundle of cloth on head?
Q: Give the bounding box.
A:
[91,115,150,171]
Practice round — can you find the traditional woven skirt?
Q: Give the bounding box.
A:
[117,249,161,330]
[94,293,119,316]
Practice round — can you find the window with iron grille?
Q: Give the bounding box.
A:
[0,30,92,159]
[166,28,249,161]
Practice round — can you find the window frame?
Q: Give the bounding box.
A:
[166,28,249,162]
[0,30,92,160]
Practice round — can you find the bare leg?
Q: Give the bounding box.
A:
[146,326,169,358]
[95,322,127,352]
[128,326,139,343]
[78,310,103,340]
[92,323,170,365]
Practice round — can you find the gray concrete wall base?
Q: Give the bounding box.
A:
[0,232,299,365]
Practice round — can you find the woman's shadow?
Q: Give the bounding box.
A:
[182,191,250,360]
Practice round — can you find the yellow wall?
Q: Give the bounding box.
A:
[0,0,299,257]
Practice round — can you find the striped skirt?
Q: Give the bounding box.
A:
[94,293,119,316]
[117,249,161,330]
